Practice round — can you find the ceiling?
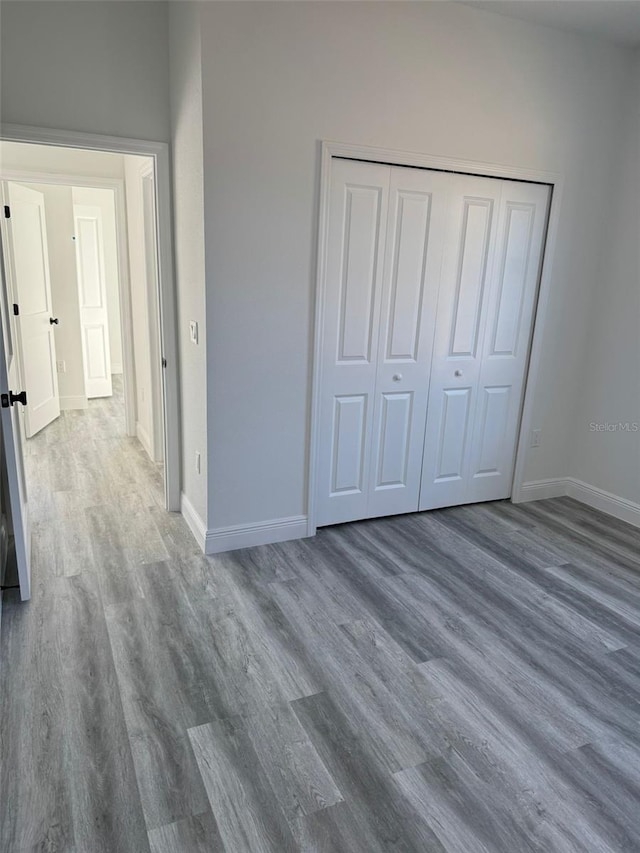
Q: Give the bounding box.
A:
[464,1,640,48]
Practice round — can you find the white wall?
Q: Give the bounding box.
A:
[197,1,636,531]
[0,142,126,182]
[570,50,640,505]
[169,2,208,526]
[0,1,170,142]
[124,154,161,462]
[72,187,123,375]
[28,184,87,410]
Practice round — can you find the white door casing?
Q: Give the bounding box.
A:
[3,182,60,438]
[419,177,550,509]
[74,203,113,398]
[0,219,31,600]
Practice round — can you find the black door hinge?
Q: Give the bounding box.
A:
[161,357,167,368]
[3,205,10,219]
[12,304,19,316]
[1,390,27,408]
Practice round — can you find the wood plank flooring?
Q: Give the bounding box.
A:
[2,384,640,851]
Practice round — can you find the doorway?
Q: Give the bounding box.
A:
[0,129,179,601]
[311,144,556,530]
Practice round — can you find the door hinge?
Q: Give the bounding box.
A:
[3,205,10,219]
[161,357,167,368]
[1,390,27,408]
[12,304,19,316]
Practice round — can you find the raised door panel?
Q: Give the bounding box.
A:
[436,387,473,482]
[384,191,432,362]
[83,325,110,383]
[338,186,383,363]
[11,200,50,316]
[316,159,391,526]
[76,217,104,309]
[373,392,413,489]
[450,199,494,358]
[488,203,536,358]
[472,385,511,478]
[331,394,368,496]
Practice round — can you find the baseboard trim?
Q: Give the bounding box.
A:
[136,422,153,460]
[204,515,308,555]
[517,477,640,528]
[180,492,207,552]
[59,395,88,411]
[515,477,567,502]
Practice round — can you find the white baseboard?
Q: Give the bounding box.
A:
[59,395,88,411]
[515,477,567,502]
[180,492,207,552]
[136,422,153,460]
[204,515,308,555]
[517,476,640,528]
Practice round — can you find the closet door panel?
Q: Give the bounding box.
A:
[317,159,391,526]
[368,166,449,519]
[467,181,550,502]
[419,175,502,510]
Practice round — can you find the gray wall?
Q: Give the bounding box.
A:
[0,1,170,142]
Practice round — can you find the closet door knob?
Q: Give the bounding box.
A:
[454,369,463,377]
[392,373,403,382]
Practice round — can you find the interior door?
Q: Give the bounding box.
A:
[0,223,31,600]
[4,182,60,438]
[419,176,550,510]
[74,203,113,398]
[367,166,449,519]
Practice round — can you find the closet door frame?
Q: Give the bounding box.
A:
[308,141,564,536]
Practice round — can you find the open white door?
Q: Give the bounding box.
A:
[3,182,60,438]
[73,203,113,398]
[0,223,31,600]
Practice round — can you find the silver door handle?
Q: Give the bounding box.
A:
[392,373,403,382]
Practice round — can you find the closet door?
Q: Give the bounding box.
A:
[419,176,550,510]
[367,166,448,518]
[316,159,390,526]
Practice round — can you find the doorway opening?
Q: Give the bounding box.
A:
[0,132,179,600]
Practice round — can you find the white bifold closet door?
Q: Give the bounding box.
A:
[419,176,549,510]
[317,159,449,526]
[316,158,549,527]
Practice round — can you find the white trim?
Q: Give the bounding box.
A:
[59,395,88,411]
[566,478,640,528]
[0,124,180,512]
[204,515,308,555]
[516,476,640,528]
[136,421,153,461]
[516,477,568,502]
[308,139,564,534]
[180,491,207,552]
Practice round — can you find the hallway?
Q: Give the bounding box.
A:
[2,384,640,851]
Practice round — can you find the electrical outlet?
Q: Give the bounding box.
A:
[189,321,199,345]
[56,360,66,374]
[531,429,541,448]
[195,451,201,474]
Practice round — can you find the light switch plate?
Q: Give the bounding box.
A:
[189,321,199,345]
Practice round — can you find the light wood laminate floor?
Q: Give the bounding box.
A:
[2,385,640,851]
